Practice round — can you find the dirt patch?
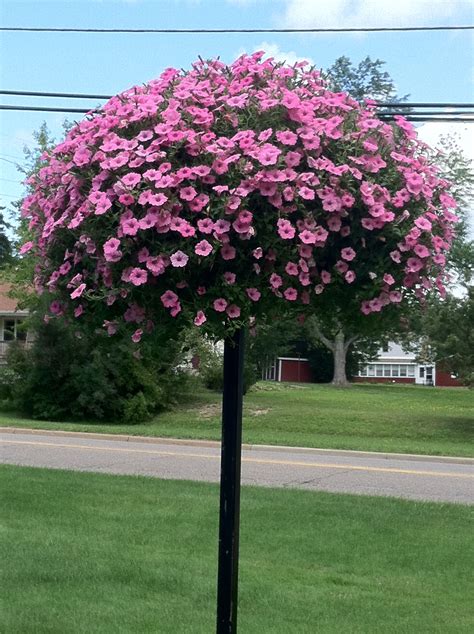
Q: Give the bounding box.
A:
[248,408,270,417]
[197,404,221,419]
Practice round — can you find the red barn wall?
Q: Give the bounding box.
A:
[279,359,313,383]
[435,369,462,387]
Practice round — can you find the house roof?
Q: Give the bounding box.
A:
[0,284,28,315]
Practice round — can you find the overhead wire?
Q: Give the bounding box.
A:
[1,25,473,33]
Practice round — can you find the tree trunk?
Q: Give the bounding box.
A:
[332,330,350,387]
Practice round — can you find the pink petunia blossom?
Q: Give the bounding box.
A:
[223,272,236,284]
[213,298,228,312]
[195,240,213,257]
[129,268,148,286]
[221,244,236,260]
[71,283,86,299]
[170,251,189,268]
[132,329,143,343]
[345,270,356,284]
[194,311,207,326]
[341,247,356,261]
[161,290,179,308]
[246,288,261,301]
[198,218,214,234]
[226,304,241,319]
[283,287,298,301]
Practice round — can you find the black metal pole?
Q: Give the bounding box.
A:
[216,328,245,634]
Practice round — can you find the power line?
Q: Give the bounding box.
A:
[1,25,473,33]
[1,92,473,111]
[0,105,94,113]
[1,104,474,122]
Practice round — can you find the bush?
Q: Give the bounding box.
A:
[7,319,187,423]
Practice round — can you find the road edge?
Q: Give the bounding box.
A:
[1,426,473,464]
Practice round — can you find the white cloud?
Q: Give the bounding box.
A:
[278,0,469,29]
[237,41,315,67]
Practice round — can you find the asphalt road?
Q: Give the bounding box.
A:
[1,429,473,504]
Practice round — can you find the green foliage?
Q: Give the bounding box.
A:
[422,289,474,387]
[6,318,187,422]
[0,207,13,267]
[324,55,409,104]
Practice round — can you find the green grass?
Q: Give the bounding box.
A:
[1,465,472,633]
[1,382,473,457]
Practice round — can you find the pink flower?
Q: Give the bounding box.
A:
[345,270,356,284]
[194,311,207,326]
[270,273,283,289]
[276,130,297,145]
[214,219,231,235]
[277,219,295,240]
[252,247,263,259]
[299,230,316,245]
[246,288,261,301]
[221,245,236,260]
[213,298,228,312]
[122,218,140,236]
[121,173,141,188]
[131,329,143,343]
[406,257,423,273]
[198,218,214,234]
[341,247,356,261]
[383,273,395,285]
[299,186,315,200]
[170,251,189,268]
[389,291,402,303]
[161,290,179,308]
[223,272,236,284]
[103,237,122,262]
[195,240,213,257]
[390,250,401,263]
[129,268,148,286]
[285,262,298,276]
[415,217,432,232]
[314,284,324,295]
[414,244,430,258]
[170,302,182,317]
[321,270,331,284]
[179,186,197,201]
[284,287,298,301]
[70,283,86,299]
[226,304,241,319]
[20,241,34,255]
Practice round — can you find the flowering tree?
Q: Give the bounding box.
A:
[21,51,458,631]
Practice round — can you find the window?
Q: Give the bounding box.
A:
[3,319,15,342]
[400,365,407,377]
[368,365,375,377]
[392,365,399,377]
[383,364,391,377]
[2,319,27,343]
[408,365,415,377]
[419,367,425,378]
[376,365,383,377]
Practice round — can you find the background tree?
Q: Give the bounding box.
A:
[325,55,409,106]
[0,206,13,267]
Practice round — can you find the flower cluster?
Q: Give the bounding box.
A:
[21,52,457,341]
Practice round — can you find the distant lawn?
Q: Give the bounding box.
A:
[1,465,472,633]
[1,382,473,457]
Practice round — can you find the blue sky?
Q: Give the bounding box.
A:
[1,0,473,215]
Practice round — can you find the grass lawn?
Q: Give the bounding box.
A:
[1,465,472,633]
[1,382,473,457]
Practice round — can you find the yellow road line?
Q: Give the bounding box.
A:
[2,438,473,479]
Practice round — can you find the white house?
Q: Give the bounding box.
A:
[0,284,31,364]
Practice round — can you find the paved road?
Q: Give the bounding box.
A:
[1,429,473,504]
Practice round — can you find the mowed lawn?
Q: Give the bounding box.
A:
[1,382,472,457]
[1,465,472,633]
